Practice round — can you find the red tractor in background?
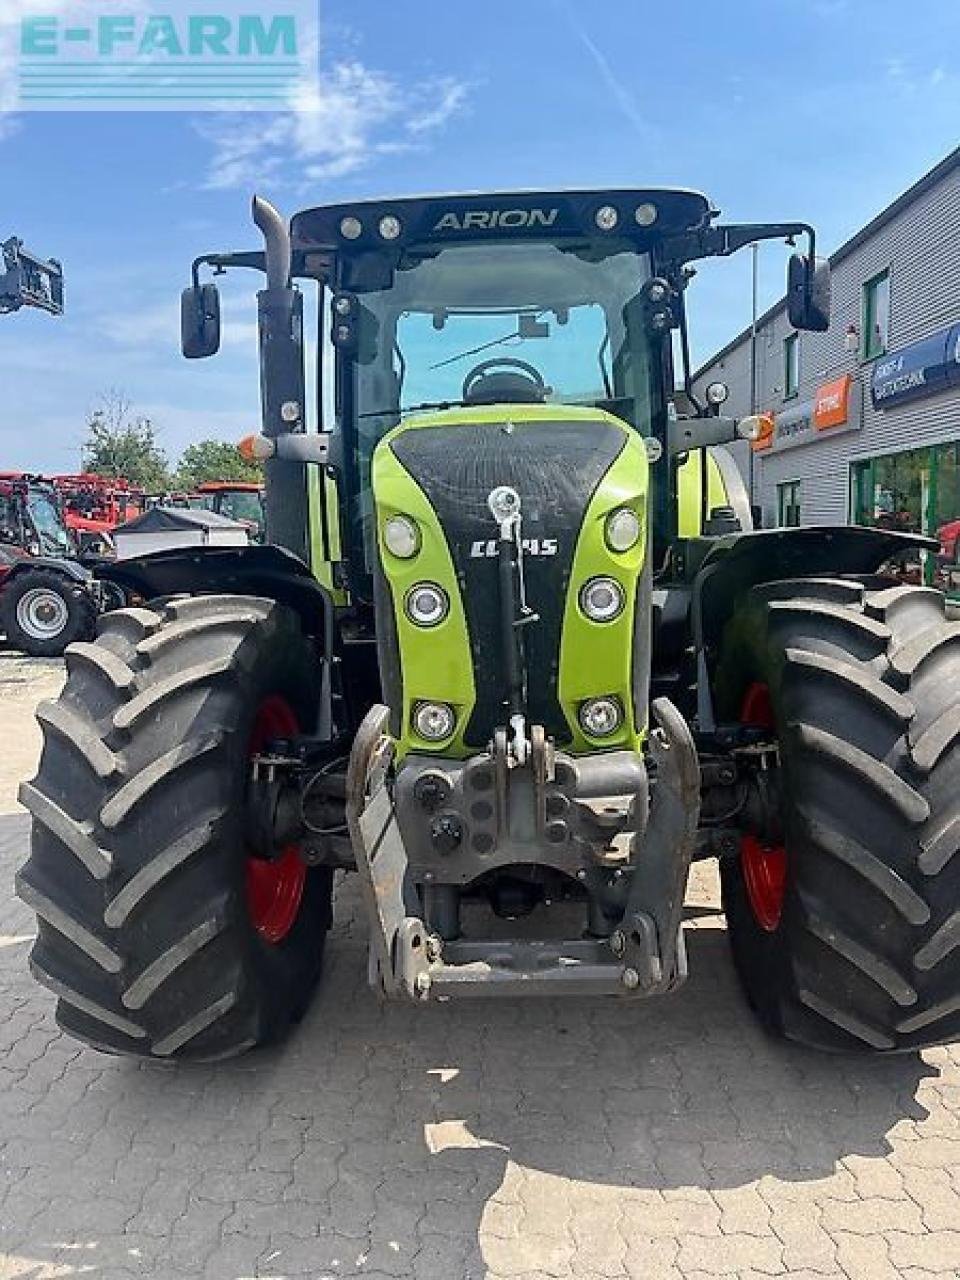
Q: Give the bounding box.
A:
[186,480,265,541]
[0,473,99,656]
[50,473,144,553]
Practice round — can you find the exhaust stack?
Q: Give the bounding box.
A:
[251,195,309,562]
[252,195,292,291]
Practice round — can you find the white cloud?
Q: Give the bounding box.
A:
[195,59,470,191]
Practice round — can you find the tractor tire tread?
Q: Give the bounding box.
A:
[18,593,332,1061]
[716,576,960,1053]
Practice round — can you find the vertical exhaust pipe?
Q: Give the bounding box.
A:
[251,195,309,562]
[252,195,292,291]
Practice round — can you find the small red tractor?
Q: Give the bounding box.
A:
[0,474,99,656]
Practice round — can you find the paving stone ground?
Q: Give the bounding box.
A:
[2,651,960,1279]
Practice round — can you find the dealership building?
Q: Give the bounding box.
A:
[693,147,960,551]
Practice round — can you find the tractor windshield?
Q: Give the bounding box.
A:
[26,489,75,557]
[336,238,657,578]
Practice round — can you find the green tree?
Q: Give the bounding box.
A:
[82,392,171,492]
[175,439,263,490]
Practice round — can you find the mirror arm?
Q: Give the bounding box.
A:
[191,251,269,289]
[660,222,815,269]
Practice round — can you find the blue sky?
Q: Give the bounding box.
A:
[2,0,960,473]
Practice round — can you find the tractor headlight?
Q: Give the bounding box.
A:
[413,701,456,742]
[604,507,642,553]
[595,204,619,232]
[405,582,449,627]
[578,697,623,738]
[579,576,625,622]
[339,216,363,240]
[383,514,420,559]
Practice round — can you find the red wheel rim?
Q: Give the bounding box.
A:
[245,695,306,944]
[739,683,787,932]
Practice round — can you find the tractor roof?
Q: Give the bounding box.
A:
[291,188,715,255]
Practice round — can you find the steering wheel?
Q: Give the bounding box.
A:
[461,358,548,406]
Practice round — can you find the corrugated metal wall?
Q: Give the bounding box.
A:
[692,159,960,528]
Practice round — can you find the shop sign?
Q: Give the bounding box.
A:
[772,400,813,450]
[814,374,856,430]
[871,323,960,408]
[754,376,861,454]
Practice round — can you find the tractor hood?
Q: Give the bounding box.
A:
[371,404,651,756]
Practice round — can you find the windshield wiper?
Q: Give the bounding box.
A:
[358,398,469,420]
[428,329,520,372]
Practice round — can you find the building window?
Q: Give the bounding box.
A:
[862,269,890,361]
[850,443,960,595]
[783,332,799,399]
[778,480,802,527]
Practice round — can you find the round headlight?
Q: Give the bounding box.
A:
[333,294,353,316]
[339,216,363,240]
[595,204,619,232]
[413,701,456,742]
[383,514,420,559]
[605,507,642,553]
[378,214,402,241]
[634,202,658,227]
[706,380,729,407]
[578,697,623,738]
[579,576,625,622]
[405,582,449,627]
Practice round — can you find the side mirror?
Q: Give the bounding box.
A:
[180,282,221,359]
[787,253,831,332]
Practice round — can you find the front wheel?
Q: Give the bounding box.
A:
[1,568,96,657]
[715,577,960,1053]
[18,594,333,1060]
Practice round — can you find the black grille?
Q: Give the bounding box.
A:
[390,419,625,747]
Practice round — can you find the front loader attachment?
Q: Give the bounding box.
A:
[346,699,700,1001]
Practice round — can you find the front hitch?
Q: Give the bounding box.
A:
[345,697,700,1001]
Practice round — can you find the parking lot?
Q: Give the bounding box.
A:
[1,649,959,1280]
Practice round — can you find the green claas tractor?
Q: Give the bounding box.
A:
[18,188,960,1061]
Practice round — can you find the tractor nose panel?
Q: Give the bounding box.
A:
[388,417,625,748]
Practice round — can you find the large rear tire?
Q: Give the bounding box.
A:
[714,577,960,1053]
[17,594,333,1060]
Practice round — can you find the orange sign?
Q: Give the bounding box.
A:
[814,374,854,430]
[750,412,775,452]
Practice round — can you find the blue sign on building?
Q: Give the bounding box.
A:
[871,323,960,408]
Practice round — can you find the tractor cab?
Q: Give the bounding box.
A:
[0,474,77,559]
[288,191,828,598]
[189,481,265,541]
